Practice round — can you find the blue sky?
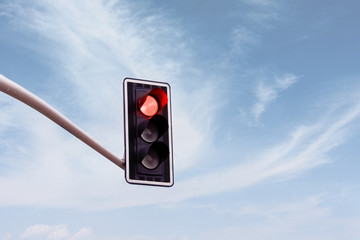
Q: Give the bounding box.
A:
[1,0,360,239]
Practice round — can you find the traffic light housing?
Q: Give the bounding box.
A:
[123,78,173,187]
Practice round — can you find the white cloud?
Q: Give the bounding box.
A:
[169,100,360,201]
[231,27,259,55]
[242,0,276,7]
[228,0,281,59]
[15,191,360,240]
[242,0,279,24]
[69,228,94,240]
[0,0,360,213]
[194,194,360,240]
[21,225,69,239]
[2,233,13,240]
[9,0,211,172]
[3,98,357,210]
[20,225,93,240]
[0,0,220,209]
[252,74,299,121]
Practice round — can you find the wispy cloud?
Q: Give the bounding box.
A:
[6,97,357,210]
[21,224,93,240]
[242,0,277,7]
[11,190,360,240]
[0,0,220,209]
[252,74,299,121]
[1,0,360,213]
[242,0,280,24]
[170,99,360,201]
[231,27,259,55]
[7,0,214,172]
[193,194,360,240]
[228,0,280,58]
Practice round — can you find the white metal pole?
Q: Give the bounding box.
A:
[0,74,125,170]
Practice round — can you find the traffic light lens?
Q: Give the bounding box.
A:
[140,115,168,143]
[140,121,159,142]
[149,88,168,111]
[139,95,158,117]
[141,148,160,169]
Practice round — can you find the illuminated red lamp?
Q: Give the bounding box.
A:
[139,95,158,117]
[139,88,168,118]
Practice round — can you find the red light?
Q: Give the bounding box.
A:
[138,88,168,118]
[149,88,168,111]
[139,95,158,117]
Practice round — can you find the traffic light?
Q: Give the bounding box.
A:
[123,78,173,187]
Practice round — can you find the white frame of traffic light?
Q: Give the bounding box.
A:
[123,77,174,187]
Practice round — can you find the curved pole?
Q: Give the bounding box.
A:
[0,74,125,170]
